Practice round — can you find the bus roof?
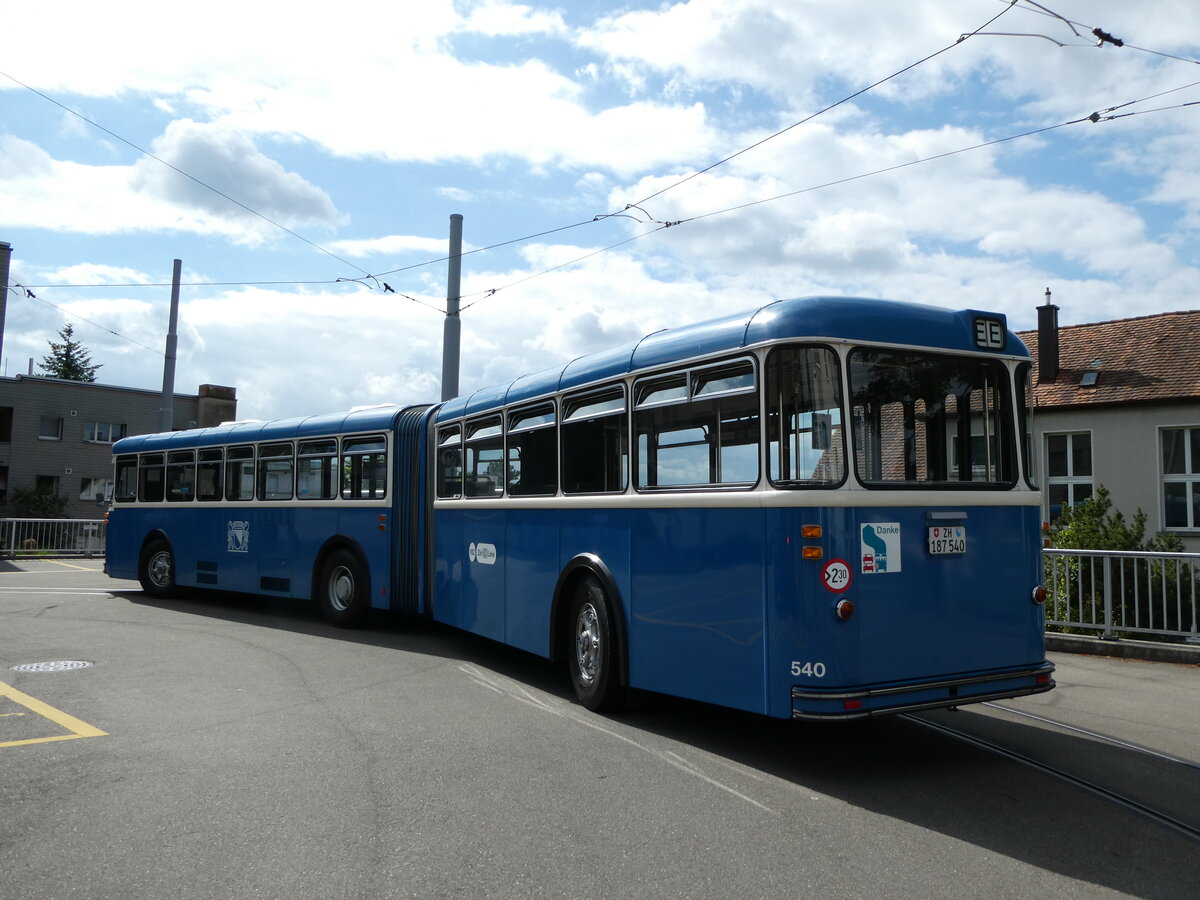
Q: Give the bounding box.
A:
[111,297,1026,450]
[438,295,1028,421]
[113,404,430,454]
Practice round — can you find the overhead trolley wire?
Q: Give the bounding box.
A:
[460,90,1200,306]
[998,0,1200,64]
[6,1,1199,314]
[0,69,373,280]
[620,1,1023,214]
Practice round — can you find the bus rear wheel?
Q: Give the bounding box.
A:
[318,548,369,628]
[567,575,623,712]
[139,539,176,599]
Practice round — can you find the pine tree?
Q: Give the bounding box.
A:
[38,323,102,382]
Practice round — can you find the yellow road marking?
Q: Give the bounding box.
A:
[0,681,106,748]
[46,560,98,571]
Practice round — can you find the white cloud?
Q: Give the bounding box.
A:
[131,120,339,228]
[457,0,568,37]
[329,234,451,258]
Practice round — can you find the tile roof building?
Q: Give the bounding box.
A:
[1016,295,1200,550]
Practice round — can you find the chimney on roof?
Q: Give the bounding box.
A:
[1037,287,1060,384]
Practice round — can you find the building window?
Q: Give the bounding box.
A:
[80,477,113,504]
[0,407,12,443]
[1162,426,1200,530]
[84,422,128,444]
[35,475,61,495]
[1045,432,1092,523]
[0,465,7,502]
[39,416,63,441]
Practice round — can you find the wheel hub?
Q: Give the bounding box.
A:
[576,602,600,685]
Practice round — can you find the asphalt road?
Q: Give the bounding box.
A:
[1,559,1198,899]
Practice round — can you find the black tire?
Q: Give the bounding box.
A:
[567,575,624,711]
[317,548,369,627]
[138,538,176,599]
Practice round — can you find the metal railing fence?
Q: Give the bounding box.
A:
[1,517,1197,643]
[0,518,107,558]
[1043,547,1200,642]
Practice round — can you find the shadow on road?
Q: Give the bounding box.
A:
[110,586,1199,900]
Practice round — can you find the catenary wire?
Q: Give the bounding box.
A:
[620,0,1022,214]
[0,69,374,280]
[0,3,1019,297]
[14,287,165,356]
[1005,0,1200,64]
[458,93,1200,306]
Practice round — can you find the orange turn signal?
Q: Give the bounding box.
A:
[802,546,824,560]
[801,525,823,538]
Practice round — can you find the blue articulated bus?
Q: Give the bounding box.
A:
[106,296,1055,719]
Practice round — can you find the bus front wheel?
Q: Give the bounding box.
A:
[139,539,176,599]
[567,575,623,712]
[318,548,369,628]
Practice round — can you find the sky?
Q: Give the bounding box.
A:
[2,0,1200,422]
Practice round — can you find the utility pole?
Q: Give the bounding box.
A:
[0,241,11,375]
[441,214,463,402]
[158,259,181,431]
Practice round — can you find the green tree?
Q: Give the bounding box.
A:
[1047,485,1183,552]
[38,323,101,382]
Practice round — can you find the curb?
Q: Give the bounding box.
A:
[1045,633,1200,666]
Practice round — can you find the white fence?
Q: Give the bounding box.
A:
[0,518,107,558]
[2,518,1197,643]
[1043,548,1200,642]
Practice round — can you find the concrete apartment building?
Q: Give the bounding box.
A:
[0,376,236,518]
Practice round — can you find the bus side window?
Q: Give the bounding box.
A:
[561,386,628,495]
[634,359,758,489]
[508,403,556,496]
[114,455,138,503]
[166,450,196,501]
[197,449,224,501]
[341,435,387,500]
[225,446,255,501]
[437,426,462,499]
[297,439,337,500]
[766,345,845,486]
[257,443,295,501]
[138,453,165,503]
[464,417,504,498]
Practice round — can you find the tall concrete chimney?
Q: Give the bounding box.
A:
[1037,287,1059,384]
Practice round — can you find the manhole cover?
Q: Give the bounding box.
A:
[10,660,93,673]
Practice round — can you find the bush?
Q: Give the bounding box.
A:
[10,485,69,519]
[1047,485,1183,553]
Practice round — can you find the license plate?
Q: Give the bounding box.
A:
[928,525,966,555]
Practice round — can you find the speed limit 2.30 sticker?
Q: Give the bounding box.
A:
[821,558,852,593]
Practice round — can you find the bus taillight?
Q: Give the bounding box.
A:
[835,599,855,621]
[1031,586,1047,605]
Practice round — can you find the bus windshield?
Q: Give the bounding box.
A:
[848,348,1017,488]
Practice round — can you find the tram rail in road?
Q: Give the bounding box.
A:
[902,709,1200,845]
